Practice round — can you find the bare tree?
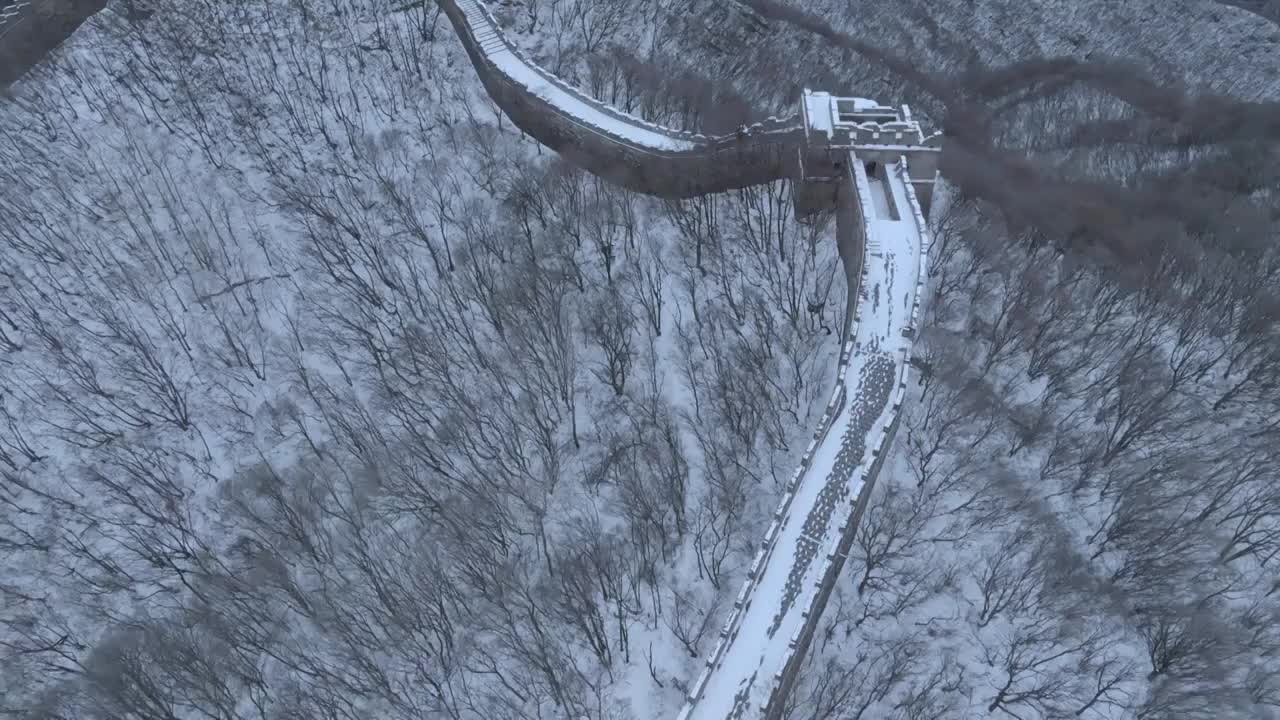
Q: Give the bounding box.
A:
[853,485,933,600]
[978,614,1101,718]
[582,288,636,397]
[663,194,721,277]
[972,527,1045,628]
[624,239,667,337]
[664,589,719,658]
[787,638,919,720]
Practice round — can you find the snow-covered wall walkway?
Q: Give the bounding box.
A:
[678,155,930,720]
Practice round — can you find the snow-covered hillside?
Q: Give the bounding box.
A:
[0,3,843,717]
[2,1,1278,719]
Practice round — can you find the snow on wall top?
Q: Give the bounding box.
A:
[803,89,835,138]
[484,43,699,151]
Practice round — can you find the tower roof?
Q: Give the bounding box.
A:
[800,89,929,148]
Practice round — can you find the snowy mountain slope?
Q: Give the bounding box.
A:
[0,1,1276,719]
[1,2,845,718]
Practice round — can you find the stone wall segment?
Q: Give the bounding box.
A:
[758,157,931,720]
[437,0,805,199]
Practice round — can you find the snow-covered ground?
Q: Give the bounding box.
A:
[685,158,926,720]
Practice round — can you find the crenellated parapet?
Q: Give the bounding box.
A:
[674,179,865,718]
[756,157,931,720]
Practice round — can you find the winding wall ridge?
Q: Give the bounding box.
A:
[1,3,940,718]
[673,155,868,720]
[437,0,805,198]
[758,157,931,720]
[675,242,858,720]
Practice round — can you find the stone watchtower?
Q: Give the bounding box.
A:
[792,89,941,219]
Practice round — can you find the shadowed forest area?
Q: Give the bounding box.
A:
[1,0,1277,718]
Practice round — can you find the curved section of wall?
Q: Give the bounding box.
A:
[436,0,804,198]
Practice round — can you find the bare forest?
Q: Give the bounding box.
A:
[2,1,1278,719]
